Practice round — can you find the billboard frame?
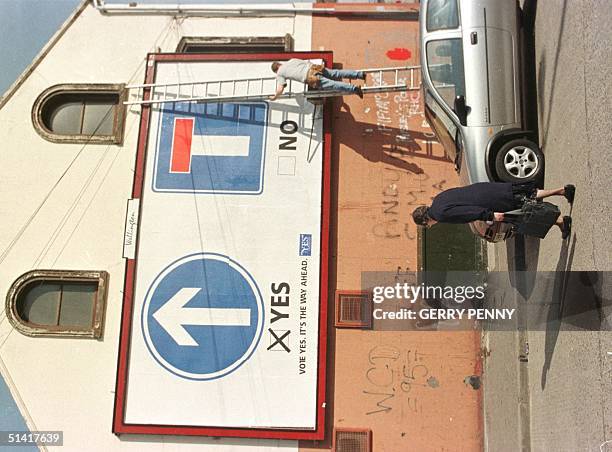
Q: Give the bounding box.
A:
[112,51,333,440]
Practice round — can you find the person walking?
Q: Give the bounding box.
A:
[411,182,575,239]
[269,59,365,101]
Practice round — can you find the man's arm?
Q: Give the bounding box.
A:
[269,84,285,101]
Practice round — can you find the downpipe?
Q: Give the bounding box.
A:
[91,0,418,18]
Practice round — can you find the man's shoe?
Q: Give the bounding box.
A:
[561,215,572,240]
[564,184,576,204]
[355,86,364,99]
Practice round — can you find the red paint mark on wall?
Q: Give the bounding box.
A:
[386,48,412,60]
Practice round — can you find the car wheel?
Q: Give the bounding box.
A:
[494,139,544,182]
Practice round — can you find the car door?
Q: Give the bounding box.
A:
[460,1,518,126]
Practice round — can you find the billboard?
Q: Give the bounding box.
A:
[114,53,332,439]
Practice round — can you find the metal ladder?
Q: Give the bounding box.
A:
[124,65,422,106]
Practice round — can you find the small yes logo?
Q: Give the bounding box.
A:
[299,234,312,257]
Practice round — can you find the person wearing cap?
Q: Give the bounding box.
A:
[269,59,365,101]
[411,181,575,239]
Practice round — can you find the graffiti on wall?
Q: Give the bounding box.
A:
[362,345,438,416]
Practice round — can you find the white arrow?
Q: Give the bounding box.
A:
[153,287,251,346]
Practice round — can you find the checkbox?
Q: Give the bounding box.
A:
[277,156,296,176]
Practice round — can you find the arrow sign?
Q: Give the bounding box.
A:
[154,103,267,194]
[170,118,250,173]
[153,287,251,346]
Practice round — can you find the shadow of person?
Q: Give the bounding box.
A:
[332,102,435,175]
[541,249,611,389]
[541,234,576,389]
[506,234,541,300]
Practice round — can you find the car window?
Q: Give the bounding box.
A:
[426,39,466,111]
[424,90,459,160]
[426,0,459,32]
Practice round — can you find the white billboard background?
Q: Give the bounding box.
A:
[123,60,324,429]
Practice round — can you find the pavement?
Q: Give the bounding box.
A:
[483,1,612,451]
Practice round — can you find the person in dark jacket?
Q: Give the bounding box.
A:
[412,182,575,239]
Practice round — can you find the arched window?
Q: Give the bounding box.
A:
[6,270,109,338]
[32,84,126,144]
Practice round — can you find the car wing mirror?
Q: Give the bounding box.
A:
[454,95,470,126]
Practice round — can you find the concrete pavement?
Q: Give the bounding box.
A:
[484,1,612,451]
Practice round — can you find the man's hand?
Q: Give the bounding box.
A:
[269,85,285,102]
[493,212,505,222]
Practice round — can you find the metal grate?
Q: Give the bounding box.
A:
[335,292,371,328]
[334,429,372,452]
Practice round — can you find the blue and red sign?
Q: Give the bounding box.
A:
[141,253,265,380]
[153,102,268,194]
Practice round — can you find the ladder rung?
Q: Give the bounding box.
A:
[126,75,275,90]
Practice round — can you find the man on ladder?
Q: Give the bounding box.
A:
[269,58,365,101]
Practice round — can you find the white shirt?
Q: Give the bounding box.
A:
[276,59,311,86]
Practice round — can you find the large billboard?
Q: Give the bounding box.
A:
[113,53,332,439]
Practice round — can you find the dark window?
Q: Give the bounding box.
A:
[17,281,96,328]
[177,35,293,53]
[424,90,458,160]
[6,270,109,338]
[417,224,486,309]
[33,84,126,144]
[426,39,465,110]
[41,93,118,136]
[426,0,460,32]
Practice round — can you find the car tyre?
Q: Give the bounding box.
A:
[494,138,544,182]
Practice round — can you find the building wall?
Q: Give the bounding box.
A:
[0,3,312,451]
[305,5,483,451]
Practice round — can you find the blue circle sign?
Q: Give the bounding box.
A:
[141,253,264,380]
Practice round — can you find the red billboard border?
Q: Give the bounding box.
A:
[113,51,333,441]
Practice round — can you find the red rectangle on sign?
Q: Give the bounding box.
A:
[170,118,194,173]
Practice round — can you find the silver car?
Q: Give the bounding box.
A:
[420,0,541,241]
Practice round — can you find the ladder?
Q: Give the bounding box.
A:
[124,65,422,106]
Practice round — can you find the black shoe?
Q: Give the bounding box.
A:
[564,184,576,204]
[561,215,572,240]
[355,86,364,99]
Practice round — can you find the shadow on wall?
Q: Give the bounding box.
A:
[333,101,452,175]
